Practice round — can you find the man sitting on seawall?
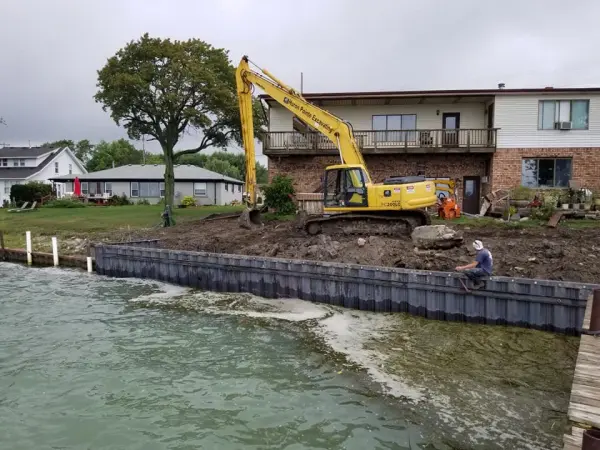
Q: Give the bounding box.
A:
[455,240,493,289]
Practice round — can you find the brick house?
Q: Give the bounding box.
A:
[260,87,600,214]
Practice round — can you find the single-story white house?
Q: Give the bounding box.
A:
[50,164,244,205]
[0,146,87,206]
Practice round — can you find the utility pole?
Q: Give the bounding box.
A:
[300,72,304,94]
[142,135,146,164]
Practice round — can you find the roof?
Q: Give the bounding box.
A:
[259,86,600,106]
[49,164,244,183]
[0,152,56,179]
[0,146,54,158]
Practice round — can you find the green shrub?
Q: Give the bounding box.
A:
[181,195,196,207]
[509,186,535,201]
[530,203,556,221]
[263,175,296,215]
[137,199,151,205]
[43,198,86,208]
[107,194,131,206]
[10,181,53,203]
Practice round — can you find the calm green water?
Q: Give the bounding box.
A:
[0,263,578,449]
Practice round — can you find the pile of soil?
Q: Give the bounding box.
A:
[145,217,600,284]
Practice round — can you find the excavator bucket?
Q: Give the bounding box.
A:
[238,207,262,229]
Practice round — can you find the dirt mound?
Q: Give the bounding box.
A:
[145,217,600,284]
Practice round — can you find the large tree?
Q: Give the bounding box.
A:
[43,139,95,164]
[87,139,144,172]
[94,33,265,207]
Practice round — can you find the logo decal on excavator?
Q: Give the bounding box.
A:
[283,97,333,133]
[425,183,432,191]
[406,185,415,194]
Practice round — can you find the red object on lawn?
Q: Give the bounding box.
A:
[73,177,81,196]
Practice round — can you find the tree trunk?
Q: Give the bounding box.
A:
[163,147,175,208]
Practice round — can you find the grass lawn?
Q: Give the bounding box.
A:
[0,204,243,250]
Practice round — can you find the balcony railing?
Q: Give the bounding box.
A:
[263,128,497,154]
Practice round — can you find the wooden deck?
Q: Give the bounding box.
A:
[563,294,600,449]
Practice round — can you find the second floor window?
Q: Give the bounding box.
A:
[538,100,589,130]
[54,162,59,174]
[372,114,417,142]
[69,164,72,174]
[1,159,6,166]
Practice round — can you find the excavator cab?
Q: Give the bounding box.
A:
[323,166,369,208]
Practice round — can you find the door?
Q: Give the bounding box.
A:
[462,176,481,215]
[323,168,368,208]
[487,103,495,145]
[55,183,62,198]
[442,113,460,146]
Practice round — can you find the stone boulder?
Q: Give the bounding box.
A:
[411,225,464,250]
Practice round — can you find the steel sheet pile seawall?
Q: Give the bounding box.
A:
[94,245,597,335]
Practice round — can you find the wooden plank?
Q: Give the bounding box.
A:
[583,294,592,330]
[564,295,600,449]
[548,211,565,228]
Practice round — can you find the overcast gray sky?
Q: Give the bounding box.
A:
[1,0,599,163]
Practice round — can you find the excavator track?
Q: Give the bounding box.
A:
[303,211,431,238]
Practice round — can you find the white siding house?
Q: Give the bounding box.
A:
[0,146,87,206]
[494,93,600,148]
[50,164,244,206]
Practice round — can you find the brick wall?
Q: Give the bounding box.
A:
[491,148,600,191]
[268,154,491,194]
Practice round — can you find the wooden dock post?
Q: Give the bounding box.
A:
[563,290,600,449]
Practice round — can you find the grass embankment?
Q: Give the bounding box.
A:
[0,205,243,251]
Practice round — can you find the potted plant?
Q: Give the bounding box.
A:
[559,191,570,210]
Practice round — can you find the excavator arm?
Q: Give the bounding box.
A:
[236,55,371,209]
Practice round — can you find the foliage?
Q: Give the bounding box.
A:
[43,139,95,164]
[87,139,144,172]
[510,186,535,201]
[107,194,132,206]
[94,33,266,208]
[136,199,151,205]
[42,198,86,208]
[181,195,196,207]
[530,203,556,221]
[263,175,296,215]
[176,151,267,183]
[10,181,53,204]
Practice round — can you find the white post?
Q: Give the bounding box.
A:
[25,231,32,265]
[52,237,59,266]
[87,256,93,273]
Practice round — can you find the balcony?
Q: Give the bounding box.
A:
[262,128,497,156]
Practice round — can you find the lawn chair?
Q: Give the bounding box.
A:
[7,201,29,212]
[12,201,37,213]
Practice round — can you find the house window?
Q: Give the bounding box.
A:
[1,159,6,167]
[19,159,25,167]
[372,114,417,142]
[238,184,241,192]
[105,182,112,196]
[225,183,228,191]
[54,162,59,174]
[521,158,572,188]
[66,182,74,193]
[81,182,89,195]
[194,182,207,196]
[69,164,72,174]
[13,160,18,167]
[538,100,589,130]
[160,182,165,197]
[148,182,160,197]
[131,182,139,197]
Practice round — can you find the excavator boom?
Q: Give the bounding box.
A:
[235,56,437,236]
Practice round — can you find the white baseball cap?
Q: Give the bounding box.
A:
[473,240,484,251]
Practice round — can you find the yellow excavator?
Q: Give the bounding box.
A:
[236,56,438,236]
